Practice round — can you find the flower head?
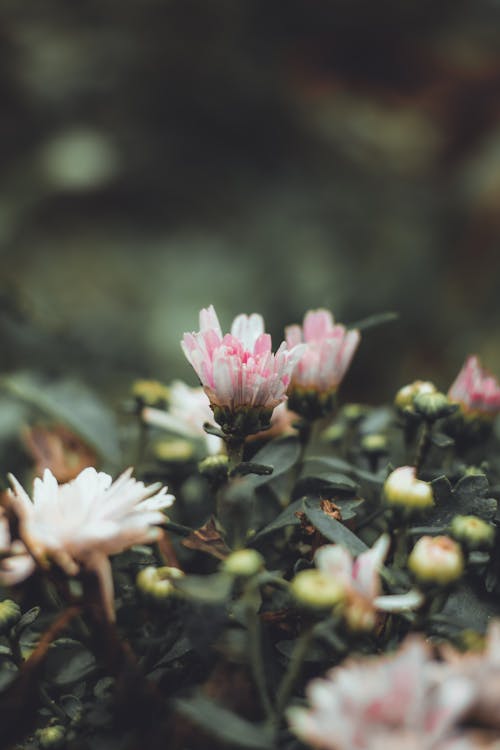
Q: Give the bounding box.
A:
[384,466,434,513]
[448,356,500,418]
[285,310,360,418]
[1,467,174,620]
[288,636,475,750]
[182,305,304,435]
[315,535,423,631]
[143,380,223,455]
[408,536,464,587]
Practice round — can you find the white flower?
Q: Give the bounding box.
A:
[142,380,223,455]
[2,467,175,620]
[315,535,423,631]
[288,637,475,750]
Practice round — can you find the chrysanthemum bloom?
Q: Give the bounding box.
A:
[143,380,223,456]
[287,636,475,750]
[315,535,423,632]
[441,621,500,731]
[182,305,304,436]
[285,309,360,419]
[448,356,500,420]
[1,467,174,620]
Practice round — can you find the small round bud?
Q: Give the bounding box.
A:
[342,404,369,423]
[36,725,65,749]
[0,599,21,633]
[131,379,170,408]
[408,535,464,586]
[290,569,345,610]
[321,423,345,443]
[384,466,434,511]
[413,391,457,421]
[343,596,376,633]
[136,566,184,600]
[395,381,437,411]
[198,454,229,482]
[223,549,264,578]
[450,515,495,550]
[154,439,194,462]
[361,434,387,454]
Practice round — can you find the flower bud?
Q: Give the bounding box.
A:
[383,466,434,512]
[136,566,184,601]
[395,381,436,411]
[154,439,194,463]
[408,535,464,586]
[450,515,495,550]
[361,434,387,454]
[413,391,457,421]
[131,379,169,408]
[198,454,229,482]
[36,726,65,749]
[223,549,264,578]
[290,569,345,610]
[0,599,21,633]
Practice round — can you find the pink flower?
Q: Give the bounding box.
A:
[1,467,174,620]
[285,309,360,394]
[448,356,500,417]
[288,637,475,750]
[315,535,423,631]
[181,305,304,433]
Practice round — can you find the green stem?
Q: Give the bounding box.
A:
[226,437,245,475]
[244,596,275,721]
[415,420,432,477]
[274,625,314,723]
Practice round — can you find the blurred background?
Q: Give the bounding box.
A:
[1,0,500,405]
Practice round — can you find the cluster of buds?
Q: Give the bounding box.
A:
[136,565,184,601]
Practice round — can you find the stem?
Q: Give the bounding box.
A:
[244,596,275,721]
[274,625,314,723]
[226,437,245,475]
[415,420,432,477]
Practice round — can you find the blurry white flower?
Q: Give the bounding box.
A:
[2,467,174,620]
[143,380,222,455]
[315,535,423,631]
[288,636,475,750]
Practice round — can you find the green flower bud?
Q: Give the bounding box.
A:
[0,600,21,634]
[450,515,495,550]
[131,379,170,408]
[413,391,457,421]
[408,535,464,586]
[384,467,434,512]
[395,381,436,411]
[198,454,229,482]
[361,434,387,454]
[154,439,194,462]
[223,549,264,578]
[36,725,65,749]
[136,566,184,600]
[290,569,345,610]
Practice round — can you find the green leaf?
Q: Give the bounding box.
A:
[251,498,303,541]
[292,473,358,500]
[172,572,233,603]
[431,432,455,449]
[175,695,274,749]
[454,474,489,503]
[304,456,383,487]
[348,311,398,331]
[247,437,301,487]
[45,639,97,687]
[0,372,121,466]
[303,499,367,554]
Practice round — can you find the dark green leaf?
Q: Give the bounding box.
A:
[175,695,274,749]
[431,432,455,449]
[303,499,367,554]
[454,474,489,503]
[45,639,97,687]
[247,437,301,487]
[1,372,121,465]
[293,473,358,500]
[252,498,303,540]
[13,606,40,635]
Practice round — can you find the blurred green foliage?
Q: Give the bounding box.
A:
[0,0,499,402]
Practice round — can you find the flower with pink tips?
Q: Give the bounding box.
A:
[448,356,500,418]
[287,636,475,750]
[181,305,304,435]
[315,535,423,631]
[285,309,360,417]
[1,467,174,621]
